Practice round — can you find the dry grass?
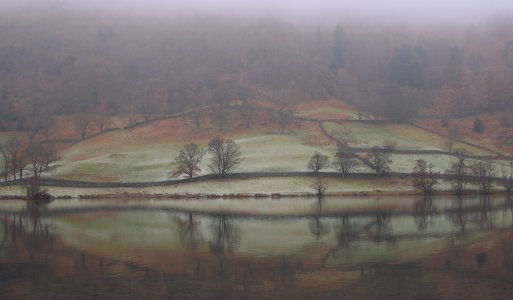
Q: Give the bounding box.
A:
[417,113,513,155]
[0,176,417,198]
[46,112,336,182]
[294,98,358,120]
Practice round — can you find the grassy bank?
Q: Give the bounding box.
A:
[0,175,474,199]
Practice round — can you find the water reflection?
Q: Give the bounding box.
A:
[449,196,468,235]
[1,196,513,299]
[308,196,330,239]
[173,213,203,250]
[334,215,360,249]
[0,201,56,282]
[413,196,437,231]
[209,215,240,254]
[505,196,513,228]
[366,213,395,245]
[474,195,493,229]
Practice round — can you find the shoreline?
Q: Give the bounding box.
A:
[1,189,512,201]
[1,173,511,200]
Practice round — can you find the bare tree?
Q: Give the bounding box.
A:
[75,114,92,140]
[17,151,26,180]
[500,162,513,192]
[0,158,6,182]
[140,102,154,123]
[172,143,206,179]
[471,161,495,194]
[23,176,52,202]
[193,111,201,129]
[213,108,228,130]
[356,109,364,121]
[26,143,46,178]
[24,176,41,200]
[331,127,356,148]
[447,125,460,153]
[3,138,26,180]
[208,137,243,175]
[39,145,58,169]
[95,114,106,133]
[25,143,57,179]
[412,159,438,195]
[308,152,330,173]
[310,177,328,198]
[332,150,359,177]
[1,147,9,181]
[241,104,256,128]
[445,148,470,195]
[367,147,392,175]
[276,109,292,134]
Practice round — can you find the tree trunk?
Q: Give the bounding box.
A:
[195,112,200,129]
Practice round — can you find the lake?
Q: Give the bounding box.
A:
[1,196,513,299]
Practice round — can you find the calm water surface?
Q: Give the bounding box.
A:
[1,196,513,299]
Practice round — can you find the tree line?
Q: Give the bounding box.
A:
[2,132,512,197]
[0,138,58,182]
[172,137,513,196]
[172,137,243,179]
[413,148,513,195]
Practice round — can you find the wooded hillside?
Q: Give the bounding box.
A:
[1,5,512,131]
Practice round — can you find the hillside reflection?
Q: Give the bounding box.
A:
[1,196,513,299]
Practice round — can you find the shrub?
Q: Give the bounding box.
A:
[383,140,397,150]
[472,118,484,133]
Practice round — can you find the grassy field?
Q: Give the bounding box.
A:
[45,114,337,182]
[46,112,499,183]
[416,113,513,156]
[387,153,453,173]
[1,101,511,192]
[0,176,420,198]
[322,121,495,155]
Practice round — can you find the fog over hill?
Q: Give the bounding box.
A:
[3,0,513,23]
[0,0,512,131]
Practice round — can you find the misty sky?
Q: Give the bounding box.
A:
[4,0,513,25]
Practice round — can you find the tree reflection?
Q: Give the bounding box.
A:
[174,213,203,250]
[504,196,513,227]
[413,196,437,231]
[0,213,18,258]
[0,202,52,263]
[366,214,395,245]
[209,215,240,254]
[26,201,50,236]
[449,196,467,235]
[308,196,330,239]
[334,215,359,248]
[474,196,493,229]
[308,217,330,239]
